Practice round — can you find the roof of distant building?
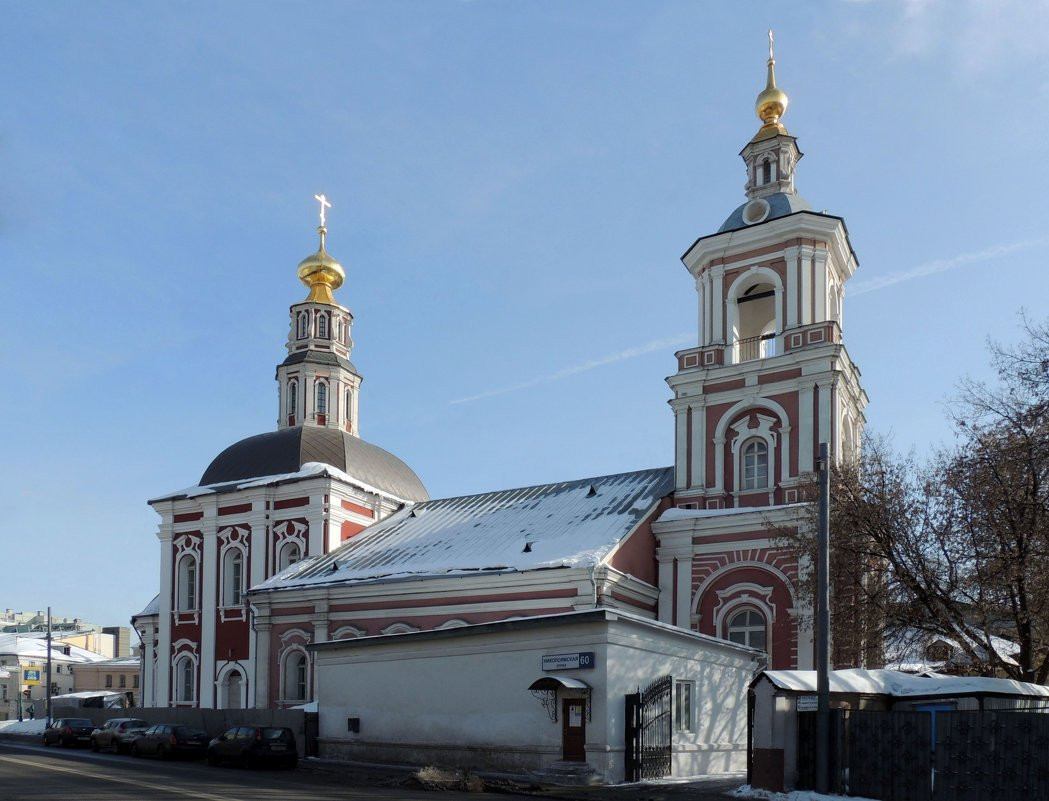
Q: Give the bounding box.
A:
[254,466,674,592]
[759,667,1049,699]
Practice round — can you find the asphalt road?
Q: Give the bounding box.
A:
[0,740,503,801]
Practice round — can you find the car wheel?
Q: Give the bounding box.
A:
[207,753,219,767]
[156,745,168,760]
[91,738,100,752]
[43,738,51,747]
[285,755,298,770]
[131,743,141,757]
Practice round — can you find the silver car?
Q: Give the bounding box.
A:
[91,718,150,754]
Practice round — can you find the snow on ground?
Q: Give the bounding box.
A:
[731,786,879,801]
[0,719,46,734]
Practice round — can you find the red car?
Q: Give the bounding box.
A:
[43,718,95,747]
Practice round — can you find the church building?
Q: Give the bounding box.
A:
[135,39,868,726]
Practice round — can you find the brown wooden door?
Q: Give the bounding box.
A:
[562,699,586,761]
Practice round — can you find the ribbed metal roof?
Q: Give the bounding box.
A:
[255,466,673,591]
[278,349,357,374]
[198,427,427,502]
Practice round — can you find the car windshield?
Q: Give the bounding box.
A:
[261,728,291,740]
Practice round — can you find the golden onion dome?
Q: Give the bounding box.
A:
[752,30,789,141]
[297,225,345,305]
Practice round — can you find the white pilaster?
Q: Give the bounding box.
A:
[156,521,173,706]
[712,268,724,343]
[674,558,692,630]
[657,559,674,623]
[799,384,815,476]
[799,246,814,325]
[199,509,218,709]
[784,246,800,328]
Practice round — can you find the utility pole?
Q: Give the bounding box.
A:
[45,607,53,724]
[816,443,831,793]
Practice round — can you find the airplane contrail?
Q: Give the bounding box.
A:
[849,238,1042,296]
[450,333,692,405]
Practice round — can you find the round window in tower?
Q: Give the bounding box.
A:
[742,198,771,225]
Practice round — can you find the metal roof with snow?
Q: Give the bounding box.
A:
[253,466,674,592]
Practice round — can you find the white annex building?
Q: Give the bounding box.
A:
[135,42,870,781]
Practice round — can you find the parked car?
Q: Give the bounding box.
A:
[43,718,95,747]
[130,724,210,759]
[207,725,298,769]
[90,718,151,753]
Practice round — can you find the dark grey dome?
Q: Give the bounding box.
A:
[718,192,812,233]
[200,427,428,502]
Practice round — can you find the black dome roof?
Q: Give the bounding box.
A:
[200,427,428,502]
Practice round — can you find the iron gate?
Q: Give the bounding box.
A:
[625,675,673,781]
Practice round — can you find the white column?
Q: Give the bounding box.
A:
[674,403,689,490]
[813,248,829,322]
[799,385,815,476]
[674,558,692,630]
[799,246,814,326]
[818,380,834,453]
[712,268,724,343]
[689,402,706,491]
[306,495,326,556]
[254,618,271,708]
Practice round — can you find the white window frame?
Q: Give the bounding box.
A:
[675,680,695,733]
[221,547,245,608]
[176,555,198,611]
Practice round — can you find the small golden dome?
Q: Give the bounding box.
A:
[752,30,789,141]
[297,226,345,305]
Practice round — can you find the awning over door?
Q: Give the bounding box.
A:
[528,676,592,691]
[528,677,592,722]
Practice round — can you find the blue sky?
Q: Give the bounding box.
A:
[3,1,1048,630]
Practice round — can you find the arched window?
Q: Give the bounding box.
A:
[222,549,243,607]
[344,390,352,421]
[317,313,328,339]
[176,556,197,611]
[277,541,302,572]
[762,158,772,184]
[727,608,767,651]
[316,382,327,415]
[287,381,297,417]
[283,651,307,701]
[297,312,308,339]
[742,438,769,490]
[175,656,195,703]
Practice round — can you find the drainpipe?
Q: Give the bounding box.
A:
[589,565,599,608]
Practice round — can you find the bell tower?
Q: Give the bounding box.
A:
[276,195,363,435]
[667,35,868,510]
[653,35,869,670]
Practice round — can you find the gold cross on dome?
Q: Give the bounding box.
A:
[314,193,331,228]
[768,29,774,61]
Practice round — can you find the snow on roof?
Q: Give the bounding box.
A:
[0,633,108,663]
[255,466,674,591]
[150,461,416,506]
[883,627,1021,673]
[761,668,1049,699]
[658,502,807,523]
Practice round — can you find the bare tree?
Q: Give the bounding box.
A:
[782,316,1049,681]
